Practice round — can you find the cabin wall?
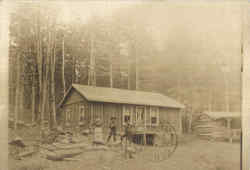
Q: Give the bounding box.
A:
[231,118,241,129]
[159,107,182,135]
[102,103,123,134]
[146,106,151,125]
[59,90,183,136]
[215,118,241,129]
[59,89,89,129]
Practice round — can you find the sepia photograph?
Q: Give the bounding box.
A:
[4,1,243,170]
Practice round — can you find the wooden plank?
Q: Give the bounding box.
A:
[146,106,150,126]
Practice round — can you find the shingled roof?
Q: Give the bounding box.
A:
[60,84,185,109]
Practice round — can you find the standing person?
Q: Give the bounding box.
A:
[93,118,104,145]
[106,116,117,143]
[121,119,133,145]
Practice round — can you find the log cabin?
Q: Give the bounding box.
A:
[193,111,241,142]
[57,84,185,136]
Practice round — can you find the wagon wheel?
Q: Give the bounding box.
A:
[140,121,178,162]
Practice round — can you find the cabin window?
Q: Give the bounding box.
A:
[79,105,85,122]
[150,107,159,126]
[65,108,72,123]
[123,105,133,125]
[135,106,145,124]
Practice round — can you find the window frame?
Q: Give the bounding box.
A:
[135,106,146,125]
[65,108,72,123]
[79,105,85,122]
[150,106,159,126]
[122,105,133,125]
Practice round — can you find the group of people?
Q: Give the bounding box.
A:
[106,116,134,144]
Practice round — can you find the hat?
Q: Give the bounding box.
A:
[95,118,102,126]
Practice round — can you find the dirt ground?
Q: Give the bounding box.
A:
[9,134,240,170]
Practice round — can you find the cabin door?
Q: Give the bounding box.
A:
[135,106,146,127]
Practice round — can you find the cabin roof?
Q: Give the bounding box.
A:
[60,84,185,109]
[203,111,241,119]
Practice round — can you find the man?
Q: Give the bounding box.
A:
[106,116,117,143]
[121,119,133,145]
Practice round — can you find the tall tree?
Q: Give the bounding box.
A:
[62,33,66,95]
[14,53,20,130]
[50,27,57,127]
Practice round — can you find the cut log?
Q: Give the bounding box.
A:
[45,149,83,161]
[53,143,88,150]
[85,145,109,152]
[108,141,121,147]
[9,137,26,148]
[63,158,80,161]
[18,150,36,157]
[45,152,63,161]
[40,145,57,151]
[81,129,90,135]
[93,140,105,145]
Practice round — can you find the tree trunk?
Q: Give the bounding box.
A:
[36,33,43,123]
[62,35,66,96]
[110,55,113,88]
[19,68,24,123]
[31,43,36,124]
[127,56,130,90]
[41,28,51,132]
[135,48,138,90]
[35,9,43,121]
[208,88,212,112]
[88,34,96,86]
[51,31,57,128]
[72,54,76,84]
[188,109,193,133]
[31,76,36,123]
[14,54,20,130]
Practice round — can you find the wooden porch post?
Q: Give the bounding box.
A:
[179,109,183,135]
[91,103,93,125]
[141,106,146,148]
[226,118,232,143]
[144,106,147,145]
[149,106,151,127]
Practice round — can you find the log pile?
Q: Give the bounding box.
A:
[40,127,112,161]
[9,137,38,160]
[10,125,138,161]
[192,115,230,141]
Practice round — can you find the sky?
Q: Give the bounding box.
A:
[58,1,140,24]
[58,1,242,67]
[56,1,242,94]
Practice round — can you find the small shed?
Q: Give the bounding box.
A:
[193,111,241,142]
[57,84,185,135]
